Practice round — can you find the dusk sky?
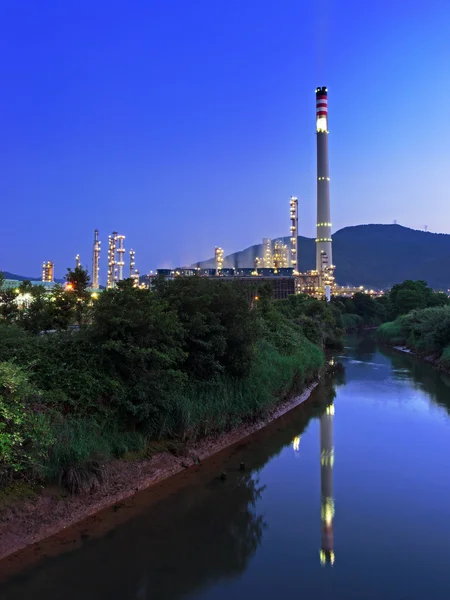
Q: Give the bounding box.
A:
[1,0,450,280]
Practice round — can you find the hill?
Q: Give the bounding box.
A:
[1,271,40,281]
[194,224,450,290]
[1,272,65,284]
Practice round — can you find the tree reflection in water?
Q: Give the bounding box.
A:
[1,379,335,600]
[380,345,450,415]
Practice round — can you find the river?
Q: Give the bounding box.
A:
[2,334,450,599]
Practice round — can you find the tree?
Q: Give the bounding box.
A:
[18,286,53,333]
[65,266,91,325]
[0,289,20,323]
[90,285,186,425]
[388,280,448,318]
[353,292,377,322]
[18,280,34,295]
[395,289,424,315]
[154,277,258,379]
[49,284,76,329]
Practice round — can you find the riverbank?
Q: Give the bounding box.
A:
[392,344,449,372]
[376,307,450,373]
[0,380,318,565]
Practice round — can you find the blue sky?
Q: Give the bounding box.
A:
[1,0,449,279]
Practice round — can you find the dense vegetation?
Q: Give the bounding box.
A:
[0,272,342,494]
[376,280,450,370]
[196,224,450,289]
[332,279,449,331]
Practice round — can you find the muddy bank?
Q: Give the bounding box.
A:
[393,345,447,371]
[0,382,318,566]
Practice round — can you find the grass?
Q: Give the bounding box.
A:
[42,416,148,493]
[174,338,324,438]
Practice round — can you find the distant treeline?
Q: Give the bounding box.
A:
[0,272,342,494]
[375,281,450,370]
[332,279,450,331]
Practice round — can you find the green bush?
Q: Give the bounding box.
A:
[376,320,408,346]
[377,306,450,359]
[439,344,450,371]
[0,362,54,484]
[341,313,364,331]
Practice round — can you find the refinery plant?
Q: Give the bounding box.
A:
[10,87,374,299]
[36,229,142,291]
[153,86,345,300]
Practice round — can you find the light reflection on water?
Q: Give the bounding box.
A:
[2,334,450,599]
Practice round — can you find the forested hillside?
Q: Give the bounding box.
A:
[195,225,450,290]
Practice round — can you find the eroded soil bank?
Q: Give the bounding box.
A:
[0,382,318,575]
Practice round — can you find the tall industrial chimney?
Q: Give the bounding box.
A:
[315,87,332,273]
[290,196,298,272]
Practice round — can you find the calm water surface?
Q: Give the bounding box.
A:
[2,335,450,599]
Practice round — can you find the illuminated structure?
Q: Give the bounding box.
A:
[92,229,101,290]
[290,196,298,272]
[320,402,335,566]
[75,254,80,269]
[130,249,140,287]
[116,234,126,281]
[315,87,333,275]
[107,232,117,289]
[130,249,135,278]
[42,261,54,283]
[215,247,224,271]
[262,238,273,268]
[273,240,289,269]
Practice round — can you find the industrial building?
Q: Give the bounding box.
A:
[1,279,56,292]
[153,267,296,300]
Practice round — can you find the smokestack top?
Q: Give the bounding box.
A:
[316,87,328,131]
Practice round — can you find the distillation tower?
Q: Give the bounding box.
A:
[262,238,273,268]
[92,229,101,290]
[107,232,117,289]
[116,235,126,281]
[129,249,140,287]
[42,261,54,283]
[215,247,224,270]
[320,402,335,566]
[273,240,289,268]
[290,196,298,273]
[315,87,333,275]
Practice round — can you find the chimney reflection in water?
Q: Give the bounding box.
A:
[320,402,335,566]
